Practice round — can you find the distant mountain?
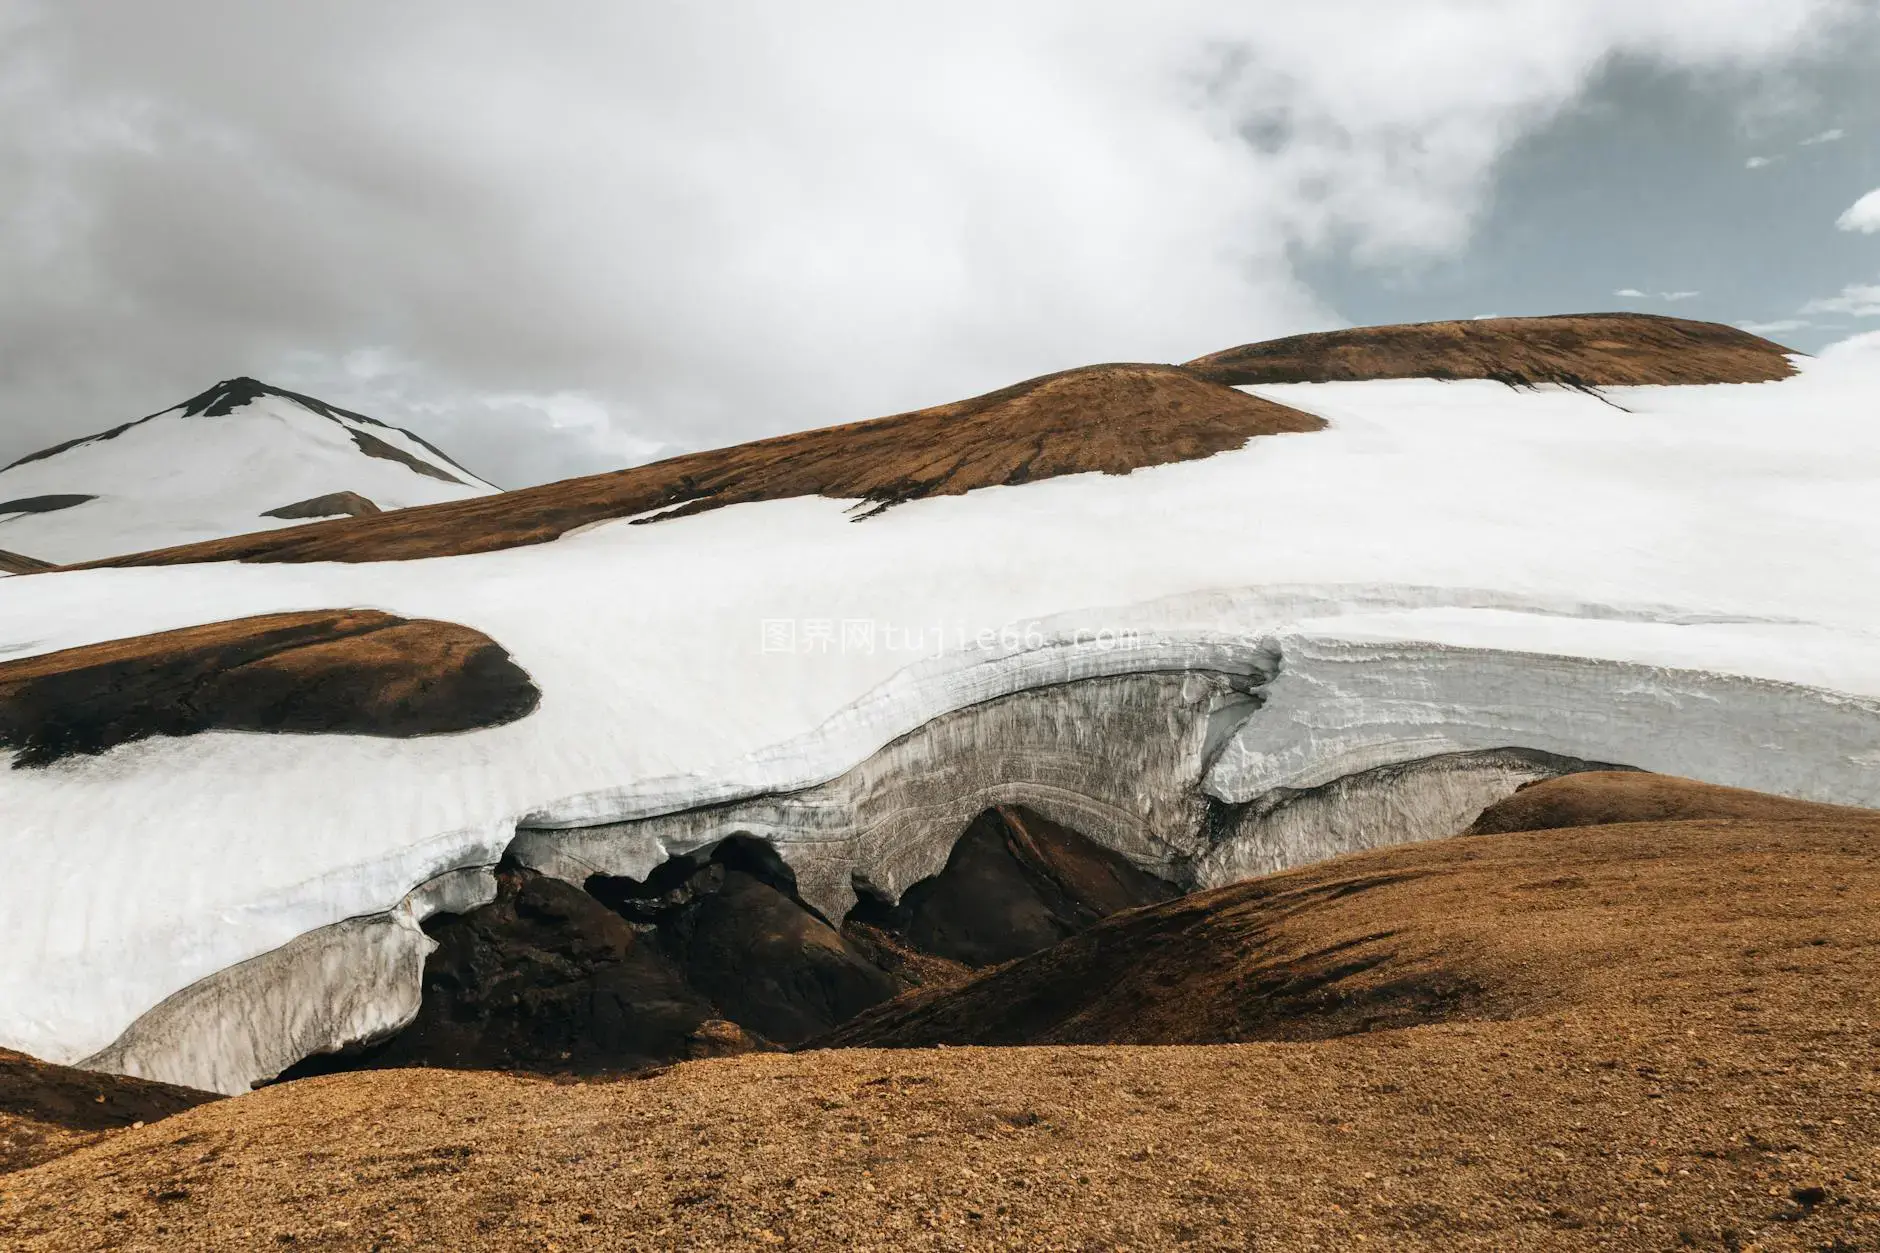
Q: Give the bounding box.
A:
[0,378,498,567]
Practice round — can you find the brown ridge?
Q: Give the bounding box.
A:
[75,363,1321,567]
[818,803,1880,1053]
[259,490,382,521]
[0,609,540,767]
[0,548,54,576]
[1186,312,1798,388]
[1466,770,1874,835]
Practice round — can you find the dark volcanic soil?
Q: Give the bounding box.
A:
[1186,312,1797,389]
[77,364,1322,567]
[0,609,540,766]
[849,805,1179,967]
[4,788,1877,1249]
[287,810,1169,1081]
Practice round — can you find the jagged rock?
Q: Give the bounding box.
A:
[849,805,1180,967]
[591,837,899,1046]
[285,869,751,1077]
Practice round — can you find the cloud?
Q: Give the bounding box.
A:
[1819,328,1880,357]
[1801,283,1880,317]
[1839,188,1880,233]
[270,350,672,488]
[1614,288,1701,301]
[1799,126,1847,144]
[1745,155,1773,168]
[0,0,1868,483]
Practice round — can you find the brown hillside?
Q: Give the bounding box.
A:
[1468,771,1877,834]
[259,490,382,520]
[76,364,1321,568]
[821,807,1880,1051]
[1186,313,1797,389]
[5,814,1878,1249]
[0,609,539,767]
[0,1050,216,1175]
[0,549,53,576]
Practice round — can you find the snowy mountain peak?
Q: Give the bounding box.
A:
[0,380,498,567]
[178,376,278,418]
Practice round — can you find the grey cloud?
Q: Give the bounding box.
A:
[0,0,1872,483]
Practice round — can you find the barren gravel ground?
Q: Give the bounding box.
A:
[3,811,1876,1251]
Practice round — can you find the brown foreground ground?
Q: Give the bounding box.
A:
[2,779,1877,1250]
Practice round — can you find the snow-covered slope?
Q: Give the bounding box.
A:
[3,319,1877,1093]
[0,379,497,566]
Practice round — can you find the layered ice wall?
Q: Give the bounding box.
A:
[82,628,1880,1094]
[8,349,1880,1092]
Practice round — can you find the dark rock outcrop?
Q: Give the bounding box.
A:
[849,805,1180,967]
[0,494,95,516]
[284,869,757,1078]
[589,836,900,1046]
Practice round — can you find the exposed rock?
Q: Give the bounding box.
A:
[261,490,382,520]
[0,609,540,767]
[83,364,1323,566]
[589,837,899,1046]
[848,805,1179,967]
[0,494,95,516]
[1466,769,1880,834]
[1186,312,1796,389]
[836,922,973,991]
[345,429,470,485]
[281,869,754,1077]
[274,808,1168,1081]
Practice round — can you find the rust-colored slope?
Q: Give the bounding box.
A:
[0,549,53,576]
[6,816,1877,1249]
[0,1050,216,1175]
[1187,313,1797,388]
[1467,771,1876,835]
[823,809,1880,1050]
[0,609,539,766]
[79,364,1321,567]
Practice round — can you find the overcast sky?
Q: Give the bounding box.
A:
[3,2,1878,487]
